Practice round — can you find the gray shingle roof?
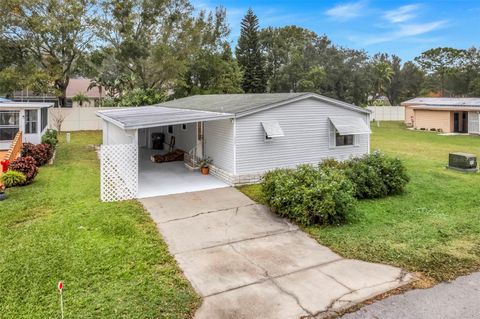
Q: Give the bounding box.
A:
[98,93,370,129]
[157,93,307,113]
[154,93,369,115]
[402,97,480,107]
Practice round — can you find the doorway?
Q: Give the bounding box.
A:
[453,112,468,133]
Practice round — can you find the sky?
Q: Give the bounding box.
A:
[192,0,480,61]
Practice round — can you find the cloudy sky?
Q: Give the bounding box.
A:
[192,0,480,61]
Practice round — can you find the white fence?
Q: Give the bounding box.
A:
[367,106,405,121]
[100,143,138,202]
[49,107,120,131]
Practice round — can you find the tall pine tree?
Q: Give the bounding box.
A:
[235,9,267,93]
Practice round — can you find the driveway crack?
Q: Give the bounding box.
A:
[158,203,257,224]
[229,243,313,317]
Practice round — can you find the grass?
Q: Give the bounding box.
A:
[0,132,200,318]
[239,122,480,282]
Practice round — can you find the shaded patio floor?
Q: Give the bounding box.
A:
[137,148,228,198]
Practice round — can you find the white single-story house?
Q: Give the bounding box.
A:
[96,93,371,201]
[0,102,53,150]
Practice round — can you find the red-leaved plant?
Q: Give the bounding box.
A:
[21,143,53,166]
[9,156,38,185]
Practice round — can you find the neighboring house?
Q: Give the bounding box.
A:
[96,93,371,201]
[0,102,53,150]
[403,97,480,134]
[12,78,102,108]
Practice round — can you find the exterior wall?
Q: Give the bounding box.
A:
[468,111,480,134]
[167,123,196,151]
[405,105,415,126]
[234,97,370,176]
[204,119,234,173]
[209,164,262,186]
[137,124,196,151]
[413,109,451,132]
[102,121,137,145]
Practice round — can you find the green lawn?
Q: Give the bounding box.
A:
[240,122,480,283]
[0,132,199,318]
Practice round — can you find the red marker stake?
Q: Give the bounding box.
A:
[58,281,64,319]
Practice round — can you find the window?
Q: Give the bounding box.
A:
[41,108,48,132]
[25,109,38,134]
[261,121,284,141]
[335,132,354,146]
[0,111,20,141]
[182,123,187,131]
[167,125,173,134]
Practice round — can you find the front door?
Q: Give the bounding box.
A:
[453,112,460,132]
[462,112,468,132]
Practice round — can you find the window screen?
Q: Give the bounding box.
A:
[41,108,48,132]
[0,111,20,141]
[25,109,38,134]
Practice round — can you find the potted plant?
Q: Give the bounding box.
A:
[0,183,6,201]
[199,157,213,175]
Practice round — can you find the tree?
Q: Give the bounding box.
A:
[371,60,394,101]
[175,9,243,96]
[399,61,424,102]
[235,9,267,93]
[72,93,91,107]
[97,0,189,91]
[260,26,319,92]
[415,47,466,96]
[0,0,97,107]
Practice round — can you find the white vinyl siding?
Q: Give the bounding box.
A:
[204,119,234,172]
[235,97,370,175]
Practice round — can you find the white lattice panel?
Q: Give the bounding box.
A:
[101,143,138,202]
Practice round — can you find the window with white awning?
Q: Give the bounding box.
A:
[261,121,284,139]
[329,117,370,148]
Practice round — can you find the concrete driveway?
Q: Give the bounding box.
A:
[140,187,413,319]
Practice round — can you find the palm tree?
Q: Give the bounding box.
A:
[71,93,91,107]
[372,61,394,100]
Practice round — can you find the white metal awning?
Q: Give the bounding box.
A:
[97,106,233,130]
[329,117,371,135]
[261,121,284,138]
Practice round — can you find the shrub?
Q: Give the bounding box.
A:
[346,152,409,199]
[9,157,38,185]
[262,164,356,226]
[21,143,53,166]
[1,170,27,188]
[41,129,58,149]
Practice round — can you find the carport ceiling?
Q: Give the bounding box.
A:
[97,106,233,129]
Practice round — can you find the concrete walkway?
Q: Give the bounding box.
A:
[342,272,480,319]
[140,188,413,319]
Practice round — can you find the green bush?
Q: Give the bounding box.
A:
[319,152,410,199]
[41,129,58,149]
[262,165,356,226]
[1,170,27,188]
[346,152,409,198]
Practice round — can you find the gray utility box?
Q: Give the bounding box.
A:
[447,152,478,173]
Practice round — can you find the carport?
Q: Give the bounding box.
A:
[96,106,232,201]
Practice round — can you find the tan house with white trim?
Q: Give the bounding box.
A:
[402,97,480,134]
